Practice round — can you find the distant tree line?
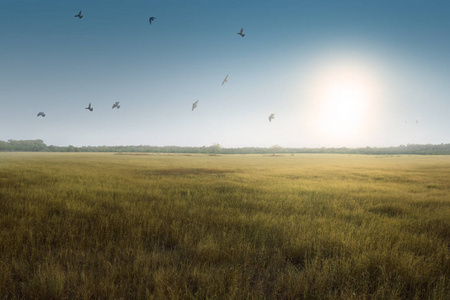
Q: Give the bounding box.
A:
[1,139,450,155]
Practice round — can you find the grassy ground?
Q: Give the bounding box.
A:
[0,153,449,299]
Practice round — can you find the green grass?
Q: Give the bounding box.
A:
[0,153,449,299]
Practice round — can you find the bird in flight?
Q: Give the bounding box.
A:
[112,102,120,109]
[149,17,156,25]
[37,112,46,117]
[222,74,229,86]
[75,11,83,19]
[237,28,245,37]
[85,103,93,111]
[192,100,199,111]
[269,114,275,122]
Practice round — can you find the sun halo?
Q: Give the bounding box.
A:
[306,59,381,145]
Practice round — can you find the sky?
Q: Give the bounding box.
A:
[1,0,449,148]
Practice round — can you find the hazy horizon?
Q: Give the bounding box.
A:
[1,0,449,148]
[3,139,450,150]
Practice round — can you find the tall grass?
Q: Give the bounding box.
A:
[0,153,449,299]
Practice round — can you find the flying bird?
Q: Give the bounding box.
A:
[269,114,275,122]
[237,28,245,37]
[37,112,46,117]
[85,103,93,111]
[149,17,156,24]
[192,100,199,111]
[75,11,83,19]
[112,102,120,109]
[222,74,229,86]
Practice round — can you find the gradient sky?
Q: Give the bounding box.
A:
[1,0,449,148]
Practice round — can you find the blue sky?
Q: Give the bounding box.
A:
[1,0,449,148]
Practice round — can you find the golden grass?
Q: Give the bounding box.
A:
[0,153,449,299]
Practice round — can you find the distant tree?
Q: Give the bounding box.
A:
[7,139,47,152]
[209,143,221,155]
[47,145,59,152]
[67,145,79,152]
[0,140,11,151]
[270,144,284,156]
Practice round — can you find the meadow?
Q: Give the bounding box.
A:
[0,153,449,299]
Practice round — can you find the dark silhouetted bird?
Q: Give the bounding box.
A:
[149,17,156,24]
[237,28,245,37]
[192,100,199,111]
[222,74,229,86]
[269,114,275,122]
[75,11,83,19]
[112,102,120,109]
[37,112,46,117]
[85,103,93,111]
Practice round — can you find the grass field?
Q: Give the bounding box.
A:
[0,153,449,299]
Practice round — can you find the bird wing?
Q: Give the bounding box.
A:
[240,28,243,33]
[222,75,228,85]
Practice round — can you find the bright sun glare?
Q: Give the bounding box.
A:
[319,81,369,137]
[307,57,380,145]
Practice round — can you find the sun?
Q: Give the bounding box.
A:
[307,58,380,144]
[318,80,369,138]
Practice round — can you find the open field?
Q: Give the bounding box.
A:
[0,153,449,299]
